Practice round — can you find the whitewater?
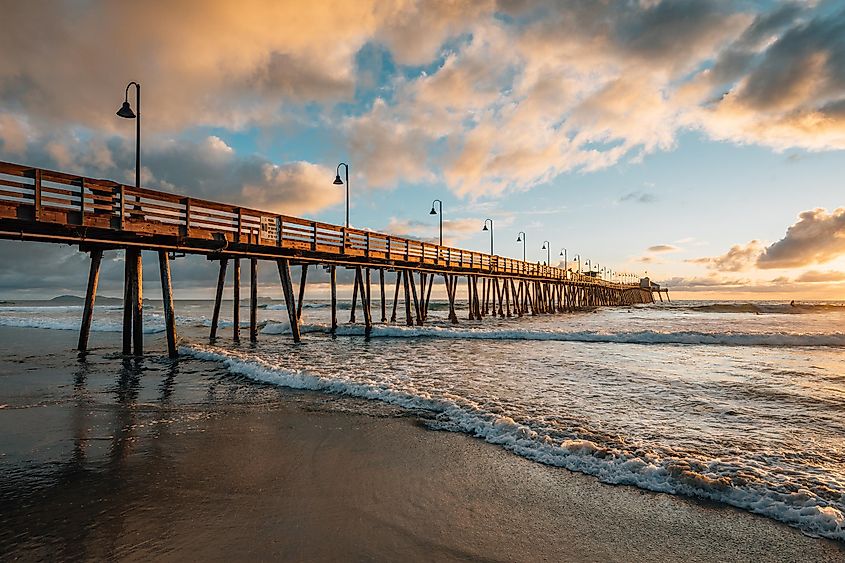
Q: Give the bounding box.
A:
[1,298,844,541]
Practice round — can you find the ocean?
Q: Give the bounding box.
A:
[1,297,844,545]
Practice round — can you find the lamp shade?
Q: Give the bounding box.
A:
[333,174,343,185]
[116,101,136,119]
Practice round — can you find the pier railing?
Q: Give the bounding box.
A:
[0,161,630,287]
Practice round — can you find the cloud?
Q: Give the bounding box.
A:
[795,270,845,283]
[385,216,482,245]
[688,240,763,272]
[1,1,843,201]
[2,132,342,217]
[757,208,845,269]
[620,191,658,204]
[647,244,679,253]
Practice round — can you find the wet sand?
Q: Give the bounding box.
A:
[1,327,844,561]
[3,404,844,561]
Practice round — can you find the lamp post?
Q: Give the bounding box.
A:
[116,81,141,192]
[585,259,591,274]
[429,199,443,246]
[333,163,349,228]
[482,219,494,255]
[559,248,567,269]
[541,241,550,265]
[516,232,526,262]
[574,254,581,274]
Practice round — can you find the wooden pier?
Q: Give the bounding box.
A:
[0,161,661,357]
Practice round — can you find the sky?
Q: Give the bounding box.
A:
[0,0,844,300]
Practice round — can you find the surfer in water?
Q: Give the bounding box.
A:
[790,300,796,307]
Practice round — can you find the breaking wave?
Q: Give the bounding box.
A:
[181,343,845,541]
[258,321,845,347]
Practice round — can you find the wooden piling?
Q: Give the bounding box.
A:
[78,248,103,352]
[210,258,228,341]
[158,251,178,358]
[409,271,422,325]
[330,264,338,333]
[390,271,402,323]
[504,277,511,317]
[403,269,413,326]
[445,274,458,324]
[232,258,240,343]
[379,268,387,322]
[131,249,143,356]
[122,251,132,355]
[365,268,372,325]
[249,258,258,343]
[276,259,300,343]
[424,273,434,321]
[358,266,372,332]
[350,267,359,323]
[297,264,308,321]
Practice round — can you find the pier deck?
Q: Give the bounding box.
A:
[0,161,661,357]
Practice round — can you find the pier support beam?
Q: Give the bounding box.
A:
[250,258,258,343]
[158,251,178,358]
[403,269,413,326]
[350,267,359,323]
[379,269,387,323]
[123,251,133,355]
[78,248,103,352]
[390,271,402,323]
[410,272,422,325]
[330,265,338,334]
[357,266,372,333]
[210,258,228,341]
[233,258,240,342]
[276,259,300,343]
[297,264,308,321]
[130,249,143,356]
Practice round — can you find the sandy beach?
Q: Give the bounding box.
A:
[1,327,843,562]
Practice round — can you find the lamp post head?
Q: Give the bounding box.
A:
[482,224,488,231]
[429,206,437,215]
[116,101,136,119]
[542,242,547,249]
[559,251,564,256]
[516,235,522,242]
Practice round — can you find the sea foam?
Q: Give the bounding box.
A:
[258,321,845,347]
[182,343,845,541]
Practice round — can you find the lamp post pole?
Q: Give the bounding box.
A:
[429,199,443,246]
[483,219,494,255]
[116,82,141,191]
[516,232,526,262]
[333,163,349,228]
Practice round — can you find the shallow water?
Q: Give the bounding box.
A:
[1,296,844,542]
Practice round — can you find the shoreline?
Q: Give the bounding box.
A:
[6,397,844,561]
[0,326,843,560]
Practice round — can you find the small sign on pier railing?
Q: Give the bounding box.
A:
[260,216,278,244]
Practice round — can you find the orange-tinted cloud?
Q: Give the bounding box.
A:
[688,241,763,272]
[758,208,845,269]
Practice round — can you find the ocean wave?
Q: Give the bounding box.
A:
[181,343,845,541]
[0,305,123,313]
[258,321,845,347]
[674,303,845,315]
[0,316,166,334]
